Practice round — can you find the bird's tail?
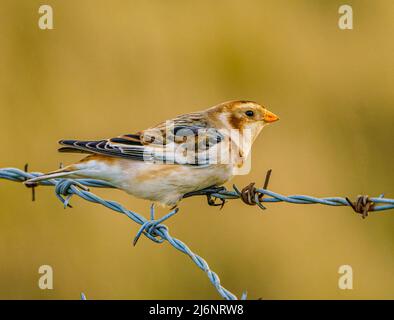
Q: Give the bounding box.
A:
[25,165,80,184]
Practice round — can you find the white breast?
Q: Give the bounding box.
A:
[75,158,233,206]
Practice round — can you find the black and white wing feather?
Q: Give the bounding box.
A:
[58,112,224,166]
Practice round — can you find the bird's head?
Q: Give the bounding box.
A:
[209,100,279,141]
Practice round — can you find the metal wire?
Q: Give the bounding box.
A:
[0,167,393,299]
[0,167,238,300]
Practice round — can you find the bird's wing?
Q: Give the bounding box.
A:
[58,112,225,166]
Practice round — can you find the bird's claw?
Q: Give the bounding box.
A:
[183,185,227,209]
[206,194,226,209]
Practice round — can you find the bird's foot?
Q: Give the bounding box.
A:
[183,185,227,209]
[206,194,226,209]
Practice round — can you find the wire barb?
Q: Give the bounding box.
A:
[133,205,179,246]
[23,164,37,202]
[54,179,90,209]
[345,195,375,219]
[235,169,273,210]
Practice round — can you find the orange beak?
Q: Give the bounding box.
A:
[263,110,279,123]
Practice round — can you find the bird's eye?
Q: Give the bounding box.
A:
[245,110,254,117]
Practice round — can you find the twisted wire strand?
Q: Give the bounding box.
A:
[0,167,393,299]
[224,188,393,211]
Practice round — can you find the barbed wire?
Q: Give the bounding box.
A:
[0,167,393,300]
[0,167,239,300]
[182,169,393,218]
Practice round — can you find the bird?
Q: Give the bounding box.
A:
[26,100,279,207]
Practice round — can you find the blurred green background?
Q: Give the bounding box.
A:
[0,0,393,299]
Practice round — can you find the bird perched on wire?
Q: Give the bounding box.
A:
[26,100,279,207]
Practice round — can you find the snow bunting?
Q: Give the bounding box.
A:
[27,100,279,207]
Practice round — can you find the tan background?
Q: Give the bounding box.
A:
[0,0,393,299]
